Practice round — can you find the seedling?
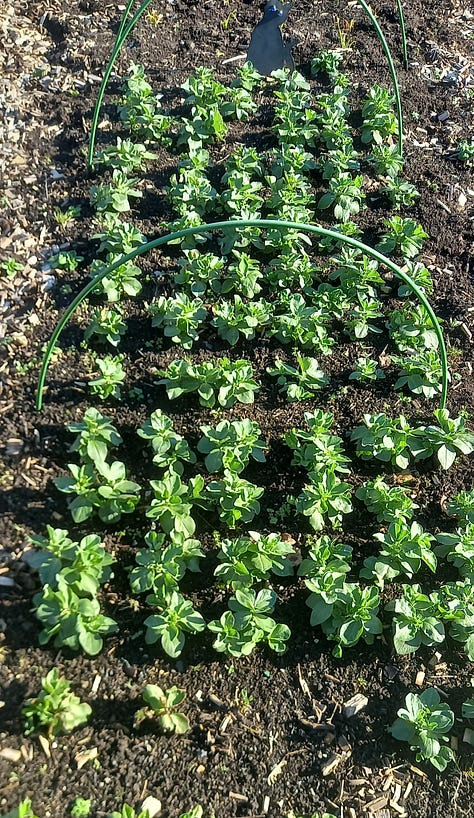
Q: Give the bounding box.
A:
[215,531,294,588]
[447,489,474,526]
[207,470,264,527]
[33,579,118,655]
[0,258,23,277]
[296,470,353,531]
[386,584,445,655]
[108,806,151,818]
[144,590,205,657]
[349,356,385,383]
[138,410,196,474]
[134,684,190,733]
[268,355,328,401]
[89,354,126,400]
[70,799,92,818]
[48,250,84,272]
[453,139,474,167]
[389,689,454,771]
[22,668,92,737]
[197,419,266,473]
[360,519,436,586]
[67,407,123,464]
[84,307,127,347]
[356,477,417,523]
[435,525,474,579]
[53,205,81,227]
[376,216,428,259]
[3,799,40,818]
[208,588,290,656]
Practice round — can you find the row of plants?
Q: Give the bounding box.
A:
[6,798,335,818]
[24,405,474,664]
[66,62,448,411]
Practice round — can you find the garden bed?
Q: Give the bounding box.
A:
[1,1,474,817]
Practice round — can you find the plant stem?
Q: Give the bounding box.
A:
[395,0,408,70]
[355,0,404,159]
[36,219,448,412]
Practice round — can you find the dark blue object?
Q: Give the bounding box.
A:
[246,1,295,76]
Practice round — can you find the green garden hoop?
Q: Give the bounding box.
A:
[36,218,448,411]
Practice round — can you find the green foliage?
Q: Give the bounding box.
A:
[423,409,474,470]
[453,139,474,167]
[90,169,142,213]
[389,689,454,771]
[361,85,397,144]
[48,250,84,272]
[95,136,156,172]
[296,471,353,531]
[0,258,23,278]
[150,293,207,349]
[67,407,122,464]
[376,216,428,259]
[215,531,294,588]
[306,581,382,658]
[285,418,350,476]
[208,588,290,656]
[84,306,127,347]
[380,177,420,209]
[387,303,439,352]
[135,684,190,734]
[268,355,328,401]
[447,489,474,525]
[90,254,143,302]
[351,412,430,470]
[393,349,444,399]
[2,799,40,818]
[270,293,335,354]
[349,356,385,383]
[386,584,445,655]
[207,470,264,527]
[54,460,140,524]
[146,471,198,537]
[89,354,126,400]
[211,295,271,345]
[360,520,436,586]
[311,49,344,80]
[317,173,365,222]
[70,799,91,818]
[22,668,92,737]
[129,530,204,598]
[298,535,352,579]
[107,805,151,818]
[436,525,474,579]
[144,590,205,657]
[33,578,118,655]
[26,529,114,595]
[356,477,417,523]
[197,419,266,473]
[157,358,259,408]
[138,410,196,474]
[431,580,474,661]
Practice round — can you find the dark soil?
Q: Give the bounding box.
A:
[1,1,474,817]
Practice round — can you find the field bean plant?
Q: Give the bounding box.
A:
[4,2,474,815]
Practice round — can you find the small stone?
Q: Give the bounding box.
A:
[141,796,161,817]
[343,693,368,718]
